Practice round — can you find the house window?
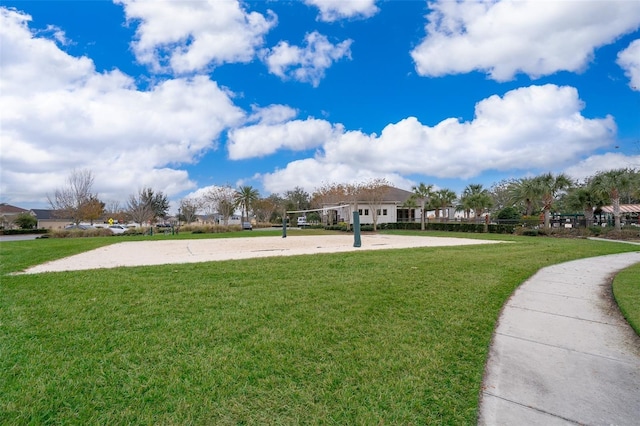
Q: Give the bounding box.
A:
[376,209,381,215]
[383,209,387,215]
[364,209,369,216]
[358,209,363,215]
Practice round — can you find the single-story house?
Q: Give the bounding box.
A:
[0,203,33,229]
[321,186,459,226]
[31,209,70,230]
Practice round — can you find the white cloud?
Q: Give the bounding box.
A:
[247,104,298,125]
[564,153,640,181]
[304,0,379,22]
[262,31,352,87]
[411,0,640,81]
[617,39,640,90]
[259,85,616,193]
[227,118,341,159]
[116,0,276,74]
[260,159,414,195]
[0,7,245,206]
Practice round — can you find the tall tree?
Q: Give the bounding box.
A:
[359,178,390,231]
[127,191,154,225]
[80,195,105,225]
[431,188,457,221]
[202,185,235,225]
[284,186,311,212]
[460,184,493,220]
[534,173,573,228]
[127,187,169,225]
[179,198,200,224]
[591,168,637,231]
[564,179,604,227]
[507,177,539,217]
[411,183,434,230]
[47,168,98,224]
[234,186,260,224]
[312,182,346,225]
[252,197,279,223]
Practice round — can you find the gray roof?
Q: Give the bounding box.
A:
[31,209,64,220]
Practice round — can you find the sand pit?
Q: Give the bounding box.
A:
[20,234,504,274]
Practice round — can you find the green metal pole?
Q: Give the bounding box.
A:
[282,215,287,238]
[353,211,361,247]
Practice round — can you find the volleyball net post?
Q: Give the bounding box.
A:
[352,211,361,247]
[282,214,287,238]
[285,204,362,247]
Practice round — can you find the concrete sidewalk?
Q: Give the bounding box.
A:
[478,251,640,425]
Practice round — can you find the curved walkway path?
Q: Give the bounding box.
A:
[478,251,640,425]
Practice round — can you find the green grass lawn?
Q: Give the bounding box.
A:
[613,263,640,336]
[1,231,638,424]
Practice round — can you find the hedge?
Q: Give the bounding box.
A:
[328,222,516,234]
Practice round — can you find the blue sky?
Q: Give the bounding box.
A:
[1,0,639,211]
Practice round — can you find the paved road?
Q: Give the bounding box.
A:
[0,234,41,242]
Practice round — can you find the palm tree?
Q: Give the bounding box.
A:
[234,186,260,224]
[507,177,539,217]
[564,181,604,227]
[411,183,434,230]
[591,168,636,231]
[460,184,492,221]
[534,173,573,229]
[433,188,457,221]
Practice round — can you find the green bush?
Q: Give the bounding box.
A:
[588,226,603,236]
[49,228,114,238]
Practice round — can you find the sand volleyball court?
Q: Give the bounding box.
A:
[21,234,504,274]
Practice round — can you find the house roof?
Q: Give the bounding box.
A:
[31,209,63,220]
[322,186,415,206]
[379,186,414,203]
[0,203,28,214]
[601,204,640,214]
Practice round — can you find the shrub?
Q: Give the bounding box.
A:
[49,228,114,238]
[588,226,603,236]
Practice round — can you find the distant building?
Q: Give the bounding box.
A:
[31,209,69,230]
[0,203,33,229]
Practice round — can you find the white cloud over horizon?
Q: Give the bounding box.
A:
[411,0,640,81]
[252,84,617,194]
[0,4,637,211]
[0,8,245,205]
[565,153,640,182]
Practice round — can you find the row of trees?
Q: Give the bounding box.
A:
[407,169,639,232]
[48,169,171,226]
[47,168,639,232]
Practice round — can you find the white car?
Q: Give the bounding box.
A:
[108,225,127,234]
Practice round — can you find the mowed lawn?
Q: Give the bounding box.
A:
[1,231,638,424]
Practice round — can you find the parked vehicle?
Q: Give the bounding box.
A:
[297,216,308,227]
[64,224,95,230]
[242,222,253,230]
[108,225,127,234]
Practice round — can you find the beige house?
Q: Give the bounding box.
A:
[0,203,33,229]
[31,209,70,230]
